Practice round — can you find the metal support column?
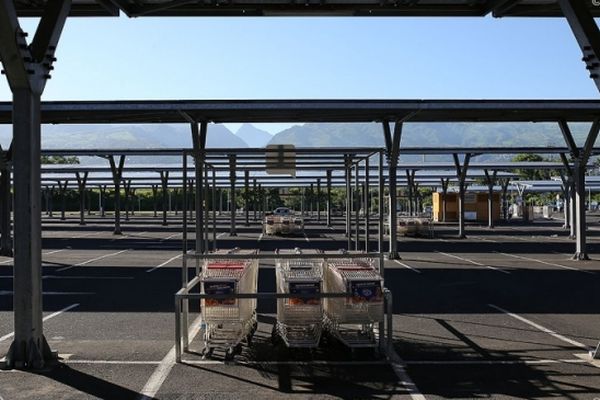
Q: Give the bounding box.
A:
[453,153,472,239]
[229,155,237,237]
[378,151,384,254]
[383,121,403,260]
[160,171,169,227]
[559,120,600,259]
[440,178,449,222]
[364,157,370,251]
[75,171,88,226]
[484,169,497,229]
[244,170,249,226]
[326,170,332,227]
[108,155,125,235]
[500,179,510,221]
[190,121,207,253]
[317,178,321,222]
[123,179,132,221]
[345,156,352,251]
[354,163,360,250]
[0,151,13,256]
[58,180,68,221]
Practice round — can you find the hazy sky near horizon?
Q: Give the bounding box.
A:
[0,16,598,134]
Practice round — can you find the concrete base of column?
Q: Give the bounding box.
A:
[4,335,56,370]
[572,251,589,261]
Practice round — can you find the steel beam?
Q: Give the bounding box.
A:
[558,0,600,92]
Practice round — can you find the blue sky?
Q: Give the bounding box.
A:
[1,16,598,133]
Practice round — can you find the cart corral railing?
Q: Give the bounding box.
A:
[175,251,392,363]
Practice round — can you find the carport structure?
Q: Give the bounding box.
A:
[2,0,600,371]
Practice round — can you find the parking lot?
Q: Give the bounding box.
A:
[1,213,600,399]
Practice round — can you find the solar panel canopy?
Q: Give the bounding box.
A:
[13,0,600,18]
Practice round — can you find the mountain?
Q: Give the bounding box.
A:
[267,122,593,161]
[235,124,272,148]
[0,123,248,163]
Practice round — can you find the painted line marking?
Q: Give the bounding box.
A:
[304,233,310,242]
[436,251,510,274]
[486,266,511,275]
[258,233,264,242]
[488,304,592,351]
[388,355,426,399]
[216,232,226,239]
[0,303,79,343]
[160,233,181,242]
[474,237,498,243]
[137,315,203,400]
[56,249,130,272]
[43,249,67,255]
[146,254,183,273]
[393,260,421,274]
[495,252,592,274]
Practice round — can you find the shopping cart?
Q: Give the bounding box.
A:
[273,248,324,348]
[323,252,384,348]
[200,248,259,359]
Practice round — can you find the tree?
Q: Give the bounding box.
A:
[41,155,80,164]
[511,153,551,181]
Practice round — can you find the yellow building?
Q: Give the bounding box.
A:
[432,192,501,223]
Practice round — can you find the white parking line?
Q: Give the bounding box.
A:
[473,237,498,243]
[137,316,203,400]
[495,252,591,274]
[217,232,226,239]
[146,254,183,273]
[56,249,130,272]
[304,233,310,242]
[258,233,264,242]
[43,249,67,255]
[488,304,592,351]
[387,348,426,400]
[393,260,421,274]
[160,233,180,242]
[436,251,510,274]
[0,303,79,343]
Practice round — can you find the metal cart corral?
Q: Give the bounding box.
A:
[323,251,384,348]
[200,248,259,359]
[274,248,324,348]
[175,251,392,363]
